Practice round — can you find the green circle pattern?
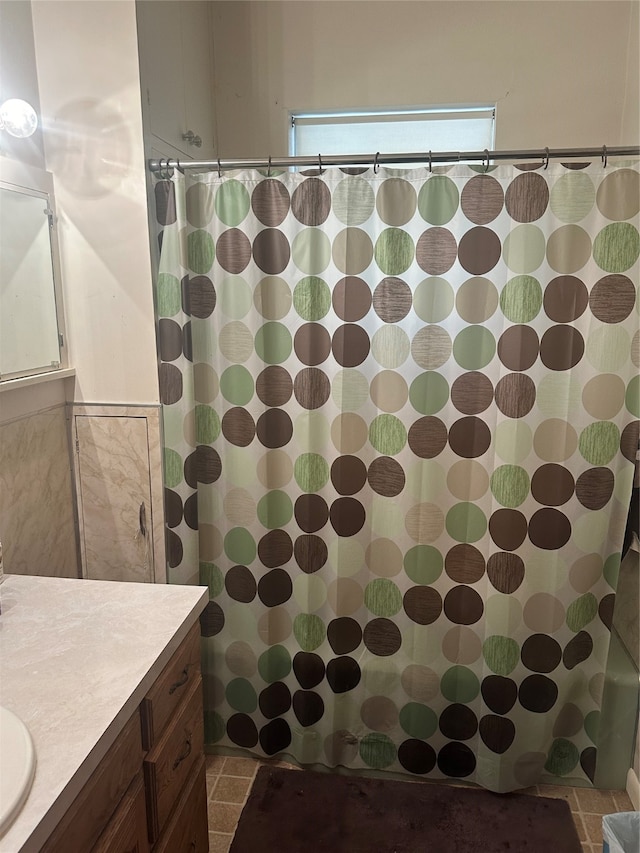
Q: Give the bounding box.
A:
[483,636,520,676]
[579,422,620,465]
[399,703,438,739]
[374,228,414,275]
[257,490,293,529]
[441,666,480,702]
[293,613,326,651]
[359,733,397,769]
[490,465,530,507]
[500,275,543,322]
[404,545,443,584]
[293,276,331,320]
[369,414,407,455]
[409,372,450,415]
[364,579,403,617]
[220,365,254,405]
[418,176,459,225]
[294,453,330,491]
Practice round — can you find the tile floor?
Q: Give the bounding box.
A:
[205,753,635,853]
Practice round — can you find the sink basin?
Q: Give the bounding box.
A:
[0,707,36,836]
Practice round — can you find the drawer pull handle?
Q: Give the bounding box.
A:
[169,666,190,694]
[190,843,196,852]
[173,736,192,770]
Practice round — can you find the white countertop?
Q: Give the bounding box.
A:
[0,575,208,853]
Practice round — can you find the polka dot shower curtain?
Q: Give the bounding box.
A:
[154,161,639,792]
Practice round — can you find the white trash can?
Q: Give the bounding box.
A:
[602,812,639,853]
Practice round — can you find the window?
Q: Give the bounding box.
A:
[290,106,495,159]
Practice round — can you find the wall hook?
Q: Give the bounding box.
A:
[601,145,608,168]
[543,147,550,169]
[217,158,222,178]
[267,155,272,177]
[318,153,324,174]
[428,150,432,173]
[373,152,380,174]
[483,149,490,172]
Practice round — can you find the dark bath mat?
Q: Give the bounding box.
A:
[229,766,582,852]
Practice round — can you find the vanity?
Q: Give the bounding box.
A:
[0,575,210,853]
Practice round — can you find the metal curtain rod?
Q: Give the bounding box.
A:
[149,146,640,173]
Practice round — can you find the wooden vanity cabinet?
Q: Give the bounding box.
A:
[42,622,209,853]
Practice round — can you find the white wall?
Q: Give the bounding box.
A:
[31,0,159,405]
[0,0,45,168]
[211,0,640,157]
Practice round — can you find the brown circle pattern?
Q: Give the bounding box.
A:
[403,586,442,625]
[331,455,368,495]
[253,228,291,274]
[531,464,575,506]
[367,457,405,497]
[251,179,291,226]
[448,417,492,458]
[589,274,636,323]
[294,367,331,409]
[445,544,485,583]
[460,175,504,224]
[505,172,549,222]
[495,374,536,418]
[489,509,528,551]
[295,494,329,533]
[487,552,525,593]
[416,228,457,275]
[497,326,539,371]
[292,178,331,225]
[450,372,494,414]
[408,417,448,458]
[540,326,585,371]
[332,324,371,367]
[373,277,412,322]
[333,276,372,321]
[217,228,252,274]
[294,324,332,365]
[458,227,502,274]
[575,468,614,510]
[543,276,589,322]
[256,366,293,406]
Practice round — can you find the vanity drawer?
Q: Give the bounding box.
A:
[143,674,204,842]
[42,711,143,853]
[92,772,149,853]
[153,757,208,853]
[140,622,201,750]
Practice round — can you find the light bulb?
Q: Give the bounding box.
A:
[0,99,38,138]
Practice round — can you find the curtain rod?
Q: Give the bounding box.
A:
[149,146,640,173]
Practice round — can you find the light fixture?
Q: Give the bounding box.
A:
[0,99,38,138]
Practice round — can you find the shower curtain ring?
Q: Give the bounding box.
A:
[373,152,380,174]
[428,150,432,173]
[483,149,490,172]
[543,147,550,169]
[267,155,272,177]
[217,158,222,178]
[601,145,608,168]
[318,153,323,174]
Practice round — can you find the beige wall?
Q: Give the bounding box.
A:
[211,0,639,157]
[31,0,159,406]
[0,0,45,168]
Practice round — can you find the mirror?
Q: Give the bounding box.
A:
[0,161,67,381]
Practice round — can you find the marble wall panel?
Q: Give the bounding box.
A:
[0,405,79,577]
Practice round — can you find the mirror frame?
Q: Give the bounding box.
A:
[0,158,68,382]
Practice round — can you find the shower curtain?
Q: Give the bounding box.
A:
[154,160,639,792]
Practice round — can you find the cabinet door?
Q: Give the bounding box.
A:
[180,1,215,158]
[137,0,188,156]
[137,0,215,159]
[76,416,153,582]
